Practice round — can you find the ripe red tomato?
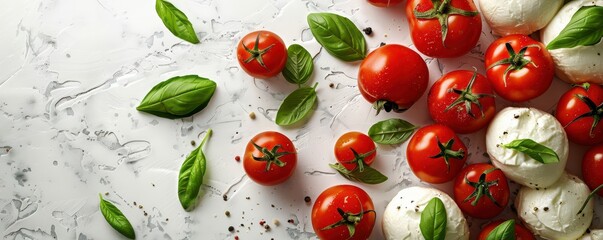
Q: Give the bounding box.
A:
[556,83,603,146]
[478,220,535,240]
[236,30,287,79]
[358,44,429,114]
[312,185,375,240]
[243,131,296,186]
[334,132,376,171]
[428,69,496,134]
[582,144,603,197]
[405,0,481,58]
[367,0,404,7]
[407,124,467,184]
[453,163,509,219]
[485,35,554,102]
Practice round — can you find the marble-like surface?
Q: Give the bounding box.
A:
[0,0,601,239]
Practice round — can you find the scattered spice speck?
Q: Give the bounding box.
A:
[235,156,241,161]
[362,27,373,35]
[249,112,256,120]
[329,83,335,88]
[225,211,231,217]
[228,226,235,232]
[191,140,196,146]
[304,196,311,203]
[223,194,228,201]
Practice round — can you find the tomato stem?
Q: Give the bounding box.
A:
[242,32,275,70]
[463,167,502,207]
[413,0,478,47]
[487,42,540,87]
[444,69,494,119]
[320,195,375,239]
[429,137,464,173]
[565,94,603,137]
[578,183,603,215]
[373,100,406,115]
[251,142,294,171]
[340,148,376,172]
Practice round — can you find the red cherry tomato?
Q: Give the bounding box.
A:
[405,0,481,58]
[236,30,287,79]
[485,34,554,102]
[453,163,510,219]
[556,83,603,146]
[478,220,535,240]
[407,124,467,184]
[428,69,496,134]
[243,131,296,186]
[358,44,429,114]
[312,185,375,240]
[582,144,603,197]
[367,0,404,7]
[334,132,377,171]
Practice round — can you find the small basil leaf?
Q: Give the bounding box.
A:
[329,163,388,184]
[137,75,216,119]
[486,219,516,240]
[178,129,211,211]
[282,44,314,85]
[368,118,417,144]
[99,194,136,239]
[276,83,318,126]
[502,139,559,164]
[155,0,200,44]
[307,13,366,62]
[547,6,603,50]
[420,197,447,240]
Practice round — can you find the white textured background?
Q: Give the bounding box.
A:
[0,0,601,239]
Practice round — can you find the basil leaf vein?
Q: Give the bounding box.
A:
[99,194,136,239]
[156,0,200,44]
[420,197,447,240]
[547,6,603,50]
[502,139,559,164]
[178,129,212,211]
[275,83,318,126]
[307,13,366,61]
[329,163,388,184]
[486,219,516,240]
[137,75,216,119]
[282,44,314,86]
[368,118,417,144]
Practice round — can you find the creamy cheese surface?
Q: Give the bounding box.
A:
[382,187,469,240]
[516,173,593,240]
[486,107,568,188]
[581,230,603,240]
[478,0,563,36]
[540,0,603,84]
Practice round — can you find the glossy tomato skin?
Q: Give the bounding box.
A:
[478,220,535,240]
[236,30,287,79]
[358,44,429,112]
[556,84,603,145]
[428,70,496,134]
[406,0,481,58]
[485,35,554,102]
[582,144,603,197]
[243,131,296,186]
[453,163,510,219]
[367,0,404,7]
[312,185,375,240]
[407,124,467,183]
[334,132,376,171]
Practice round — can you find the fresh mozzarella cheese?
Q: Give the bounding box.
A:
[581,230,603,240]
[516,173,594,240]
[540,0,603,84]
[486,107,568,188]
[382,187,469,240]
[478,0,563,36]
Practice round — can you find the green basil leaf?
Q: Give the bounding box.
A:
[486,219,516,240]
[275,83,318,126]
[307,13,366,62]
[368,118,417,144]
[155,0,200,44]
[99,194,136,239]
[282,44,314,85]
[178,129,211,211]
[420,197,447,240]
[329,163,388,184]
[502,139,559,164]
[547,6,603,50]
[137,75,216,119]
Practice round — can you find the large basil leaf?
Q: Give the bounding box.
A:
[307,13,366,61]
[156,0,200,44]
[547,6,603,50]
[486,219,515,240]
[137,75,216,119]
[420,197,447,240]
[368,119,417,144]
[275,83,318,126]
[178,129,211,211]
[502,139,559,164]
[282,44,314,86]
[329,163,388,184]
[99,194,136,239]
